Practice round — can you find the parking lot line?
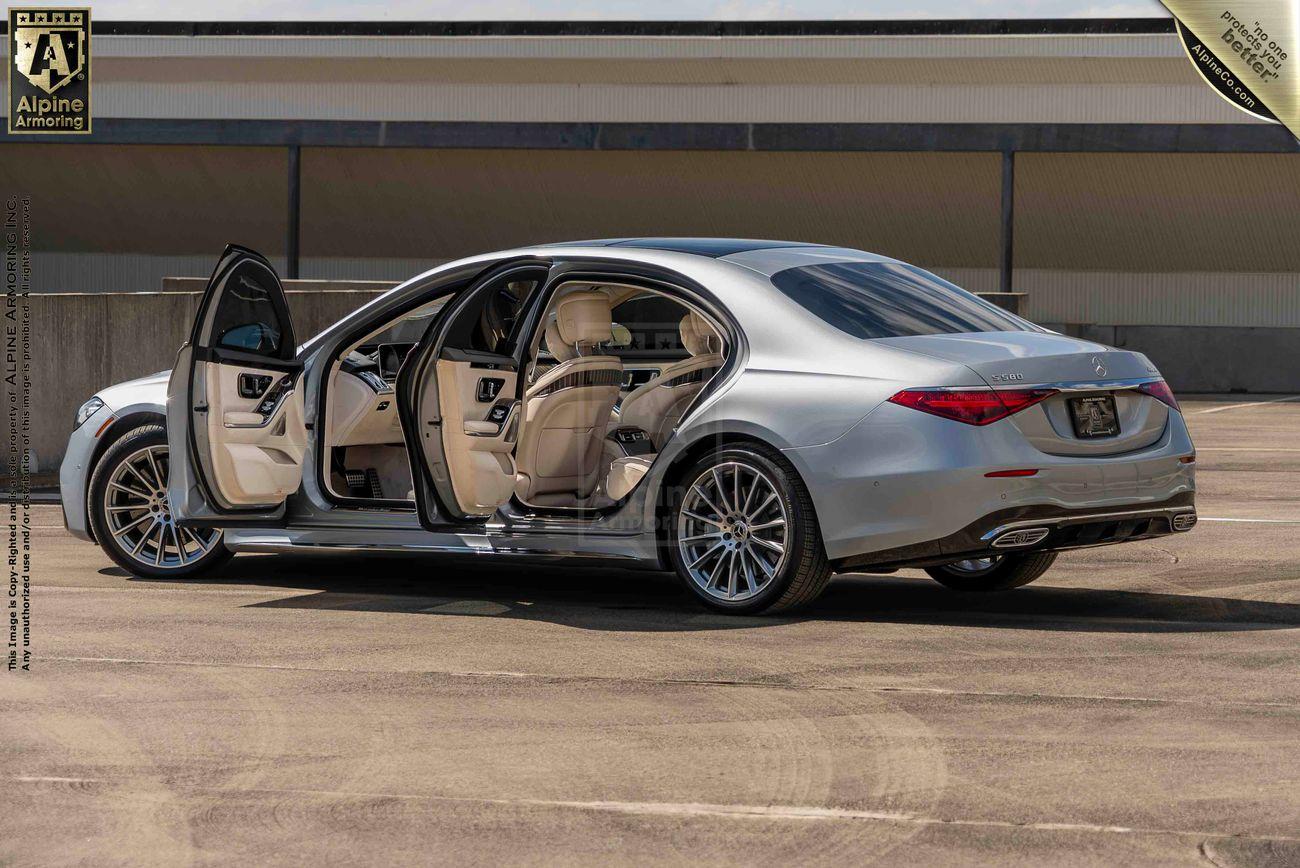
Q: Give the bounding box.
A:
[1192,395,1300,414]
[11,778,1295,846]
[1200,517,1300,523]
[1194,446,1300,452]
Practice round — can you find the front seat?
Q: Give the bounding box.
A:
[617,311,724,449]
[514,291,623,506]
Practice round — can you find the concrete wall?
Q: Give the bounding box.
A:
[4,284,393,474]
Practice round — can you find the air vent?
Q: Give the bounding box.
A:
[1171,512,1197,531]
[991,527,1050,548]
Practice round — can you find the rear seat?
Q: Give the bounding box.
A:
[606,455,654,500]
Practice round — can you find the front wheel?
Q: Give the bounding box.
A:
[88,424,233,579]
[925,551,1057,592]
[668,444,831,614]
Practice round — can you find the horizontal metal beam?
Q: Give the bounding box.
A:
[3,120,1295,153]
[0,18,1178,37]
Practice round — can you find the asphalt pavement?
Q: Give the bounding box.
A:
[3,396,1298,866]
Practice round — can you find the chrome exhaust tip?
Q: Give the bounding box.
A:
[991,527,1050,548]
[1171,512,1197,532]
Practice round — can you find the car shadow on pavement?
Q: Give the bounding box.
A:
[106,552,1300,634]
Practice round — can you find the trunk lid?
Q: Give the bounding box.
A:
[877,331,1170,457]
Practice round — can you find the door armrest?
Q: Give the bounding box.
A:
[224,411,267,428]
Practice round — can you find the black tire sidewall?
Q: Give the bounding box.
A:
[87,425,231,579]
[667,445,811,614]
[925,551,1057,592]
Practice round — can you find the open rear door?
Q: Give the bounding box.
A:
[398,260,548,529]
[167,245,306,526]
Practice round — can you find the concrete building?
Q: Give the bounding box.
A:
[2,19,1298,394]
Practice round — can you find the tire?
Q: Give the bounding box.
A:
[88,425,233,579]
[924,551,1057,592]
[668,443,831,614]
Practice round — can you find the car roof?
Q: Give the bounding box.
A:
[544,237,828,257]
[537,237,902,275]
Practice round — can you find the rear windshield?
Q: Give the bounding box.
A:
[770,261,1035,340]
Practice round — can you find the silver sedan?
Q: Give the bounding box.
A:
[61,239,1196,613]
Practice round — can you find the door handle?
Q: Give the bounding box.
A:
[238,373,274,399]
[476,377,505,402]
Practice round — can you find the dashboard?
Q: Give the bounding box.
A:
[330,342,418,448]
[345,342,418,388]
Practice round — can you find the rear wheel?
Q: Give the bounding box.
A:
[88,425,232,579]
[925,551,1056,592]
[668,444,831,614]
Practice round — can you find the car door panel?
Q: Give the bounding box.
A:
[433,359,520,514]
[167,245,303,526]
[398,259,549,528]
[204,361,306,504]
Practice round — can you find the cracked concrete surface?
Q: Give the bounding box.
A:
[2,396,1298,865]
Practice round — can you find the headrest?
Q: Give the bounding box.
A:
[554,290,613,348]
[543,315,576,362]
[680,312,721,356]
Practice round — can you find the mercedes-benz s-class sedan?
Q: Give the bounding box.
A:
[61,239,1196,613]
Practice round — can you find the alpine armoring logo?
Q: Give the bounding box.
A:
[8,7,91,134]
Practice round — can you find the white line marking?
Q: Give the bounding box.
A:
[14,776,100,784]
[1195,446,1300,452]
[1192,395,1300,414]
[1201,517,1300,524]
[10,778,1298,844]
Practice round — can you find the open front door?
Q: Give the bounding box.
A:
[167,245,306,526]
[398,260,548,529]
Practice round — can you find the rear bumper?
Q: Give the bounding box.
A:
[785,399,1196,564]
[832,492,1195,571]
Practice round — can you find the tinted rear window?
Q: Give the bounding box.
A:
[770,261,1034,340]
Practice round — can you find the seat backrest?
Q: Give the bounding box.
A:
[618,312,724,449]
[515,291,623,505]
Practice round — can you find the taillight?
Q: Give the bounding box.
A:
[887,388,1057,426]
[1137,379,1179,411]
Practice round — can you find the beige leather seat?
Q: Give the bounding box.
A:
[617,312,724,449]
[514,291,623,506]
[606,455,654,501]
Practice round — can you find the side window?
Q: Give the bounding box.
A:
[468,275,540,355]
[769,261,1034,340]
[211,262,287,356]
[610,295,689,358]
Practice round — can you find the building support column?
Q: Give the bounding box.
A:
[999,149,1015,294]
[286,145,301,279]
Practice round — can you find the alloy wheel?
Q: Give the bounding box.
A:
[102,444,221,569]
[677,460,790,602]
